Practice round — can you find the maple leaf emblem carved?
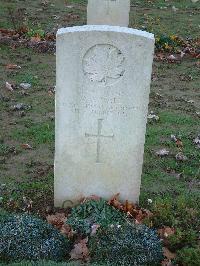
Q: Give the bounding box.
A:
[83,44,125,86]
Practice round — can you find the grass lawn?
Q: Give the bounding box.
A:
[0,0,199,265]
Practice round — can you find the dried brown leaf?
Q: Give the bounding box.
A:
[176,139,183,149]
[108,193,124,211]
[81,194,101,204]
[6,64,21,70]
[60,224,73,238]
[124,200,135,213]
[91,224,100,236]
[70,238,90,261]
[162,259,174,266]
[158,227,175,240]
[5,82,15,91]
[21,143,32,150]
[46,212,66,229]
[163,247,176,260]
[30,36,41,42]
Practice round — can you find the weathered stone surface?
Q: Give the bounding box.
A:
[55,25,154,206]
[87,0,130,27]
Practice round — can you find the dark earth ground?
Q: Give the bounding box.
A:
[0,0,200,265]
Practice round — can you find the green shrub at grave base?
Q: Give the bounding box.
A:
[66,199,126,235]
[89,223,163,266]
[0,261,82,266]
[176,247,200,266]
[0,214,71,262]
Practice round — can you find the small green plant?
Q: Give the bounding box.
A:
[0,214,71,262]
[26,28,45,39]
[89,223,163,266]
[67,199,126,235]
[155,34,184,52]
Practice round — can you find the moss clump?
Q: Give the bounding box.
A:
[89,223,163,266]
[0,214,71,262]
[67,199,126,235]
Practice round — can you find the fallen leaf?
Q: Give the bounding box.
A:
[187,99,194,103]
[163,247,176,260]
[81,195,101,203]
[108,194,153,224]
[147,198,153,204]
[6,64,21,70]
[172,6,178,12]
[135,209,145,224]
[47,212,73,238]
[0,28,15,36]
[167,54,177,61]
[67,13,80,20]
[11,103,31,111]
[147,114,160,121]
[196,112,200,117]
[5,82,15,91]
[135,209,153,224]
[108,193,124,211]
[175,152,188,161]
[70,238,90,261]
[47,212,66,229]
[154,53,165,61]
[60,223,73,238]
[91,224,100,236]
[22,196,33,212]
[48,86,56,96]
[156,148,170,157]
[158,226,175,239]
[66,5,74,9]
[170,134,177,142]
[194,135,200,144]
[176,138,183,149]
[162,259,174,266]
[45,32,55,41]
[30,36,41,42]
[21,143,32,150]
[180,51,185,58]
[124,200,135,213]
[20,83,31,90]
[194,135,200,148]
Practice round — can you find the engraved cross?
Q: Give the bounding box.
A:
[85,119,114,163]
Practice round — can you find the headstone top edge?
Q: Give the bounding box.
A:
[57,25,154,40]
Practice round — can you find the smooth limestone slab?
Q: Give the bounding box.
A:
[87,0,130,27]
[55,25,154,207]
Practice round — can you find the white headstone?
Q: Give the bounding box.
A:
[55,25,154,207]
[87,0,130,27]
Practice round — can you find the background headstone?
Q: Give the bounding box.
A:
[87,0,130,27]
[55,25,154,207]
